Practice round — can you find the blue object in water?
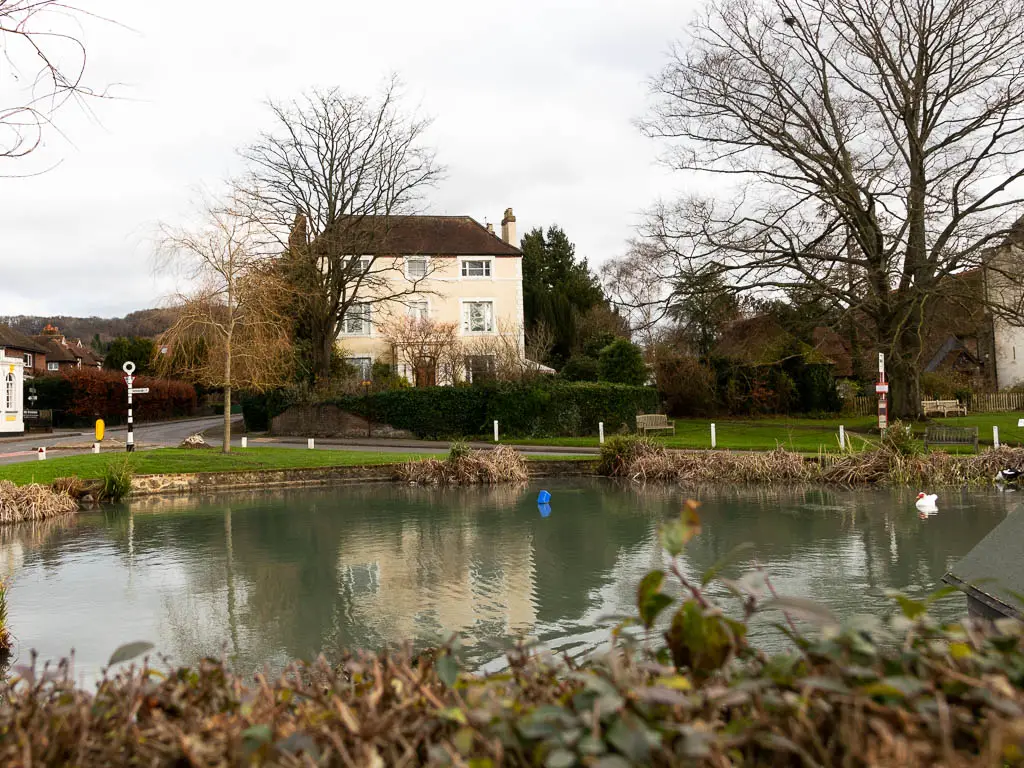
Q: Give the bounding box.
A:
[538,503,552,518]
[537,490,551,504]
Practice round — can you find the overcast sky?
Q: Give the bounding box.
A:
[0,0,694,317]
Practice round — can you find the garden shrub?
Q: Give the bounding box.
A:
[558,353,600,382]
[597,338,647,385]
[653,351,716,416]
[32,369,196,427]
[265,382,662,439]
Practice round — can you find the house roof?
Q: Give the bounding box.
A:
[34,336,77,363]
[312,215,522,257]
[943,506,1024,620]
[0,324,48,355]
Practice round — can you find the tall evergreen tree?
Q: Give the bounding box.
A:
[521,226,605,367]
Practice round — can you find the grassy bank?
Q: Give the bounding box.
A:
[1,505,1021,766]
[0,448,435,486]
[491,412,1024,452]
[0,448,586,487]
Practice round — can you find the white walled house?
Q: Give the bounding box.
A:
[985,220,1024,390]
[1,357,24,435]
[326,208,528,385]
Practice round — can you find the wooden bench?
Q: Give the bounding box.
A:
[637,413,675,436]
[922,399,967,417]
[924,425,978,453]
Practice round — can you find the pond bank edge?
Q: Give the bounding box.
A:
[129,459,599,496]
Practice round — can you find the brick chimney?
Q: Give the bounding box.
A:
[501,208,516,246]
[486,222,496,236]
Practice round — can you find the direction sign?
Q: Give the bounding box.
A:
[129,387,149,394]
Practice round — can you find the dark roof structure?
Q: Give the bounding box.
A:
[943,507,1024,621]
[0,324,48,355]
[306,215,522,257]
[34,336,77,364]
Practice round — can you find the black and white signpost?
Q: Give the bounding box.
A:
[123,361,150,453]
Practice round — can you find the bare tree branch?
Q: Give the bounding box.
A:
[238,77,445,387]
[625,0,1024,414]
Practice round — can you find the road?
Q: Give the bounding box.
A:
[0,416,594,465]
[0,416,224,466]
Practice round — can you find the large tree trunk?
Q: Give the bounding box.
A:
[222,384,232,453]
[311,328,335,390]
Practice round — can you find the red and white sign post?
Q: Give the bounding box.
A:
[875,353,889,432]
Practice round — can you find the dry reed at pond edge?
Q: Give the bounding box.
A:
[395,444,529,485]
[0,481,78,524]
[604,437,1024,486]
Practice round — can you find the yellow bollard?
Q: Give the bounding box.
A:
[95,419,105,442]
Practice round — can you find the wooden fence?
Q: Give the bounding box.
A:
[842,392,1024,416]
[969,392,1024,412]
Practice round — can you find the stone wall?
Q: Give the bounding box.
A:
[130,460,599,497]
[270,404,414,439]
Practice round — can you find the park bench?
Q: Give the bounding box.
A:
[637,413,675,436]
[923,424,978,453]
[922,399,967,417]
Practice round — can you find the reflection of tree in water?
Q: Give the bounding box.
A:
[0,516,80,577]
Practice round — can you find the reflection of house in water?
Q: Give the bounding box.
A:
[336,522,537,645]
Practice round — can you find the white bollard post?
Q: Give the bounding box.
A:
[993,425,1000,449]
[710,423,717,449]
[241,437,247,449]
[307,438,315,450]
[37,447,46,461]
[839,425,846,451]
[92,442,100,454]
[599,422,605,444]
[493,420,499,443]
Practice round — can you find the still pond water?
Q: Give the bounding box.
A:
[2,479,1016,678]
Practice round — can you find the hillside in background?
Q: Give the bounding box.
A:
[1,308,177,343]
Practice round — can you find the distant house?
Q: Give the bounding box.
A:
[297,208,526,385]
[33,325,103,372]
[0,324,49,378]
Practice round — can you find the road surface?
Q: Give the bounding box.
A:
[0,417,223,466]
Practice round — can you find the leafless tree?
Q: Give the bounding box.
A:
[378,316,464,386]
[240,78,445,388]
[1,1,111,164]
[155,190,293,452]
[636,0,1024,416]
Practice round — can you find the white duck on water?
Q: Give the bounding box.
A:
[915,492,938,513]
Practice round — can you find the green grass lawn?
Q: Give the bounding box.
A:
[500,416,877,453]
[0,448,436,486]
[494,412,1024,453]
[0,447,592,486]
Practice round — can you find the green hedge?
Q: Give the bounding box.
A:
[245,383,660,439]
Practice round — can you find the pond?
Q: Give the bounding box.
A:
[1,479,1015,678]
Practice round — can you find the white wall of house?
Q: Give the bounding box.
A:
[993,318,1024,389]
[0,358,24,434]
[340,252,525,380]
[986,241,1024,390]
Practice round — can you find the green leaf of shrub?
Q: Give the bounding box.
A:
[636,570,673,629]
[701,542,756,586]
[107,641,154,666]
[436,654,459,688]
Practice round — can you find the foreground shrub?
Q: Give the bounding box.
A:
[396,444,528,485]
[0,480,77,524]
[597,434,662,477]
[2,504,1022,766]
